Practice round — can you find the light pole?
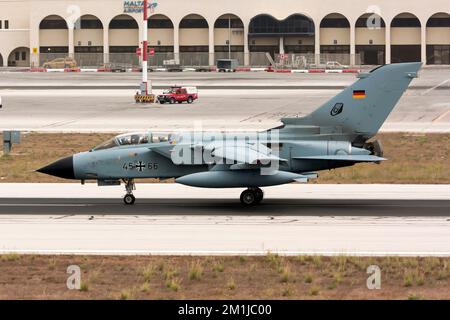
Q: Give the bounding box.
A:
[141,0,149,95]
[228,16,231,60]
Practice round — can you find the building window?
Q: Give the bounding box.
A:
[180,46,209,52]
[356,17,386,28]
[15,52,20,60]
[75,46,104,53]
[21,51,26,60]
[427,18,450,27]
[154,46,174,53]
[5,20,9,29]
[249,45,279,53]
[109,19,138,29]
[391,18,421,28]
[320,18,350,28]
[80,19,103,29]
[179,19,208,28]
[109,46,138,53]
[284,45,315,54]
[39,19,67,29]
[39,46,69,53]
[321,45,350,54]
[0,20,2,29]
[427,45,450,64]
[214,19,244,29]
[356,45,385,65]
[148,19,173,28]
[249,14,314,35]
[214,45,245,52]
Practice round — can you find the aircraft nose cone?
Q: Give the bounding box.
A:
[37,156,75,179]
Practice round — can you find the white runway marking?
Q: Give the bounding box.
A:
[422,79,450,95]
[433,109,450,123]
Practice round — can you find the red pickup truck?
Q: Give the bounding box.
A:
[157,86,198,104]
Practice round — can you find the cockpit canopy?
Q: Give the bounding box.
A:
[92,132,172,151]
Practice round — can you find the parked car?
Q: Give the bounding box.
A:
[101,63,128,72]
[157,86,198,104]
[43,57,77,69]
[163,59,183,72]
[325,61,350,69]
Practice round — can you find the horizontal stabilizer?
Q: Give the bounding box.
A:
[294,155,386,162]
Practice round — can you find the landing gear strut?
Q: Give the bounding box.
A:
[123,179,136,205]
[240,187,264,206]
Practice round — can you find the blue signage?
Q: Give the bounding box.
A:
[123,1,158,13]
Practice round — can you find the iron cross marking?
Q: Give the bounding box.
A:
[136,161,146,172]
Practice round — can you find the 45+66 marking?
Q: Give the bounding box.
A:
[122,161,159,172]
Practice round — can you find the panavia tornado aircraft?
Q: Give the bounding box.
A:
[38,62,421,206]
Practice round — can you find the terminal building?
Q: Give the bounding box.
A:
[0,0,449,67]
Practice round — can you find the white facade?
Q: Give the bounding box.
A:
[0,0,449,66]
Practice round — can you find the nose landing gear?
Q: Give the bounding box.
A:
[240,187,264,206]
[123,179,136,205]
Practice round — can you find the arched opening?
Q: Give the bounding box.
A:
[148,14,174,66]
[249,14,315,57]
[39,15,68,66]
[320,13,351,64]
[179,14,209,66]
[426,12,450,65]
[0,53,3,67]
[391,13,421,63]
[74,15,104,67]
[8,47,30,67]
[355,13,386,65]
[109,14,139,66]
[282,14,315,55]
[214,14,244,65]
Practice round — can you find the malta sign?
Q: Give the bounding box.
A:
[123,1,158,13]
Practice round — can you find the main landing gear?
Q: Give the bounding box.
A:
[240,187,264,207]
[123,179,136,205]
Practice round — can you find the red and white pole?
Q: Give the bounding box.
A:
[141,0,149,95]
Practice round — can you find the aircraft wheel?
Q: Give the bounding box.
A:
[240,189,257,207]
[253,188,264,204]
[123,194,136,205]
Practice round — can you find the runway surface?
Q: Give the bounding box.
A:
[0,70,449,132]
[0,68,449,88]
[0,184,449,256]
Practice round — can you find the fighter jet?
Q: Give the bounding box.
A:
[38,62,421,206]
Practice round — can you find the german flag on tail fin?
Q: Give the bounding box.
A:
[353,90,366,99]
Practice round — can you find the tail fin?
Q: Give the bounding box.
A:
[287,63,422,138]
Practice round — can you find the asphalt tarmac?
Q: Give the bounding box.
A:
[0,184,448,256]
[0,69,448,132]
[0,198,448,216]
